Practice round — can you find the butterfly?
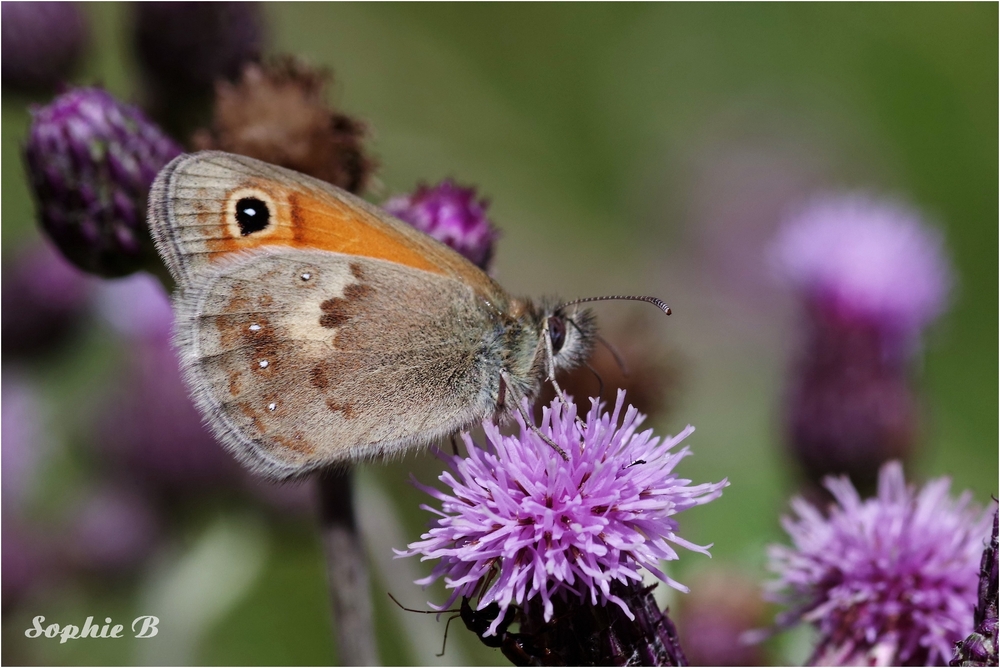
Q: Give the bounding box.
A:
[148,151,669,478]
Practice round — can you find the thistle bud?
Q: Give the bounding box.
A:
[133,2,265,137]
[134,2,264,93]
[383,180,499,270]
[24,87,183,277]
[1,2,88,92]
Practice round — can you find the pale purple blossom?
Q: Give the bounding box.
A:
[398,391,728,636]
[94,272,174,342]
[384,180,499,270]
[65,483,160,573]
[772,194,952,339]
[766,461,994,666]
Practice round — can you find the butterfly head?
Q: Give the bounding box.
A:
[504,294,671,408]
[540,302,597,375]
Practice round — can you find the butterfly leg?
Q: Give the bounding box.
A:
[499,370,568,461]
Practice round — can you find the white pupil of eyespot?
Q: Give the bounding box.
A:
[244,208,256,216]
[301,273,311,280]
[267,403,276,411]
[259,360,269,368]
[249,324,261,331]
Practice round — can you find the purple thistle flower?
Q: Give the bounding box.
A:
[1,2,88,92]
[25,87,183,277]
[952,509,998,666]
[766,461,995,666]
[772,193,952,342]
[384,180,499,271]
[398,391,728,637]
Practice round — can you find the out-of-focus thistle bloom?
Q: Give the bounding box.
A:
[63,483,160,574]
[677,569,767,666]
[1,2,88,92]
[2,242,92,358]
[25,87,183,277]
[95,272,175,342]
[771,194,953,492]
[1,373,48,510]
[133,2,264,137]
[765,461,994,667]
[773,194,951,341]
[134,3,264,94]
[2,520,54,605]
[94,277,242,494]
[399,391,728,646]
[192,58,373,194]
[384,180,499,271]
[952,510,998,667]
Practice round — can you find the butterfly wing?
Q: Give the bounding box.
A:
[147,150,515,477]
[148,150,500,296]
[175,248,506,477]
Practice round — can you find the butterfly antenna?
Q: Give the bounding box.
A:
[558,295,671,317]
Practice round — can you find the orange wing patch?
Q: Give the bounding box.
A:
[203,179,444,275]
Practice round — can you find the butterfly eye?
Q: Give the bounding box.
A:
[236,197,270,236]
[548,316,566,355]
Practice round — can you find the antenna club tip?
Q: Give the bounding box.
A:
[665,307,672,315]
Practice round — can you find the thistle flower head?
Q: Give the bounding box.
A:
[399,391,728,636]
[384,180,499,271]
[25,87,183,276]
[773,194,952,340]
[767,461,994,666]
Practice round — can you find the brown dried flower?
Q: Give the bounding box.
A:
[192,57,374,194]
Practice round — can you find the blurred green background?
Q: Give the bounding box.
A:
[2,3,996,665]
